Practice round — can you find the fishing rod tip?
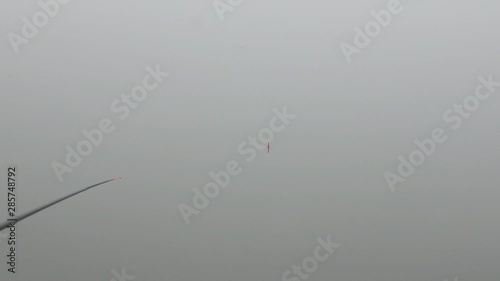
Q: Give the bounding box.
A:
[113,176,122,180]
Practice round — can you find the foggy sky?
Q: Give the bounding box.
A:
[1,0,500,280]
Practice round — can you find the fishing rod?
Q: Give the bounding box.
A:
[0,177,121,231]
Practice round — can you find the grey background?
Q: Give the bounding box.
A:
[1,0,500,280]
